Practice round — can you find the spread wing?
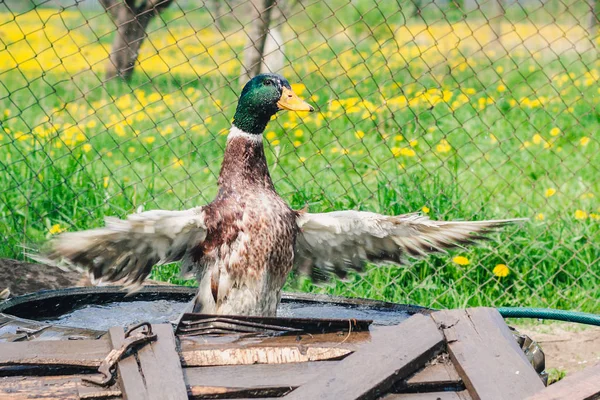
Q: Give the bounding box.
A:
[36,207,207,288]
[294,211,524,281]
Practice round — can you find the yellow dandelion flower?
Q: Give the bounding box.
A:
[490,134,498,144]
[294,141,302,147]
[173,158,184,167]
[452,256,470,266]
[550,127,560,136]
[497,84,506,92]
[493,264,510,278]
[103,177,109,188]
[128,147,135,153]
[532,134,543,145]
[144,136,155,144]
[49,224,64,235]
[331,147,339,154]
[401,148,416,157]
[271,140,280,146]
[590,213,600,220]
[422,206,430,214]
[299,157,306,163]
[535,213,545,221]
[86,120,97,129]
[114,124,126,137]
[436,139,451,154]
[341,148,350,155]
[409,139,418,147]
[294,129,303,138]
[392,147,416,157]
[160,126,174,136]
[310,94,319,102]
[394,135,404,141]
[355,130,365,139]
[3,110,11,118]
[266,131,276,141]
[496,66,504,74]
[545,188,556,198]
[575,210,588,220]
[580,137,590,146]
[106,151,113,157]
[82,143,92,153]
[290,83,306,95]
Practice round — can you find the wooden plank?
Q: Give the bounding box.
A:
[381,391,472,400]
[525,362,600,400]
[183,361,336,396]
[136,324,187,400]
[284,314,444,400]
[108,326,147,400]
[189,385,292,398]
[185,360,463,397]
[0,329,360,368]
[403,359,463,392]
[431,308,545,400]
[181,345,351,367]
[185,361,336,388]
[179,330,365,367]
[0,375,120,400]
[0,338,110,367]
[0,375,120,399]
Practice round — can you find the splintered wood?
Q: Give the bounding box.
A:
[1,308,596,400]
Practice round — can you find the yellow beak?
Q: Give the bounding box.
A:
[277,87,314,112]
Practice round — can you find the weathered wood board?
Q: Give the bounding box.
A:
[525,362,600,400]
[431,308,545,400]
[107,324,187,400]
[381,391,472,400]
[0,338,109,367]
[284,314,445,400]
[0,307,557,400]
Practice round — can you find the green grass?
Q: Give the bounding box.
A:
[0,2,599,312]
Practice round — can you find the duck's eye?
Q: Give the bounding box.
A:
[264,79,274,86]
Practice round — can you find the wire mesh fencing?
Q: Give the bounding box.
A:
[0,0,599,311]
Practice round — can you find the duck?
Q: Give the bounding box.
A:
[40,73,521,317]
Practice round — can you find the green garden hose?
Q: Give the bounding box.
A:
[497,307,600,326]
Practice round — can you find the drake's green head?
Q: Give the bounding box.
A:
[233,73,314,134]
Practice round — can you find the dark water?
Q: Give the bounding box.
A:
[41,299,412,331]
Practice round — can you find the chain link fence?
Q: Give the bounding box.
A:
[0,0,599,311]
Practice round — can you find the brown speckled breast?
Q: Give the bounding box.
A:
[189,134,299,315]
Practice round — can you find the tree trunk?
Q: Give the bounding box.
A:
[490,0,504,42]
[240,0,277,83]
[590,0,599,32]
[100,0,173,81]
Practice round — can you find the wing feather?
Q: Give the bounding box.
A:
[294,210,524,281]
[35,207,207,288]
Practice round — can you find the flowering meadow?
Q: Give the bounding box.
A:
[1,2,599,311]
